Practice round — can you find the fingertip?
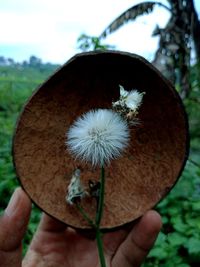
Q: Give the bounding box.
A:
[5,187,32,218]
[132,210,162,252]
[142,210,162,233]
[0,187,32,251]
[17,187,32,212]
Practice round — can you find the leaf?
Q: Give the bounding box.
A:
[185,216,200,231]
[170,216,188,233]
[185,237,200,254]
[167,232,187,246]
[175,264,190,267]
[148,246,168,259]
[100,1,164,38]
[191,201,200,212]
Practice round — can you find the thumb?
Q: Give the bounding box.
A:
[0,188,31,267]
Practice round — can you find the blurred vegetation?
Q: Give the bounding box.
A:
[77,34,115,52]
[0,53,200,266]
[144,61,200,266]
[0,57,59,253]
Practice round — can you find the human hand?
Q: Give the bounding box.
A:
[0,188,162,267]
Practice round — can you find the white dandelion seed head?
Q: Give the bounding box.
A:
[66,169,87,205]
[66,109,130,166]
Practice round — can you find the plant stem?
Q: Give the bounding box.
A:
[76,165,107,267]
[95,165,107,267]
[96,227,107,267]
[95,165,105,225]
[76,203,96,228]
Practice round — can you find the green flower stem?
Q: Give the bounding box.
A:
[76,165,107,267]
[76,203,96,228]
[96,227,107,267]
[95,165,107,267]
[96,165,105,225]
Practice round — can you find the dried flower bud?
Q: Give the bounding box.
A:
[112,85,145,123]
[66,169,88,205]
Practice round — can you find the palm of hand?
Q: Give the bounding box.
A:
[23,214,129,267]
[0,189,162,267]
[22,210,161,267]
[0,188,161,267]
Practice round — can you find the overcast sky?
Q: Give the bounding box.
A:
[0,0,200,64]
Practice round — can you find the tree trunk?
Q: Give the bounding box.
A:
[190,0,200,60]
[153,0,200,98]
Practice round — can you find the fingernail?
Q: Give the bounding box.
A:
[5,189,21,217]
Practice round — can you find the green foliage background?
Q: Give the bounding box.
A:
[0,59,200,266]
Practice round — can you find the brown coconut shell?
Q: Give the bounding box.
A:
[13,51,189,230]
